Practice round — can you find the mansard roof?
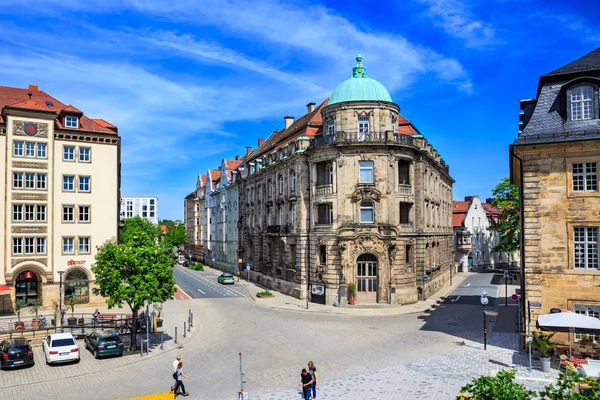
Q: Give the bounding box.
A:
[543,48,600,78]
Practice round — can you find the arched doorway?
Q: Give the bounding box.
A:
[64,269,90,304]
[15,271,39,303]
[356,253,378,303]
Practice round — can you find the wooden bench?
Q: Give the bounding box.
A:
[98,314,118,323]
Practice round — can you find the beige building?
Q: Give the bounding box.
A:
[237,55,454,305]
[0,84,120,313]
[511,48,600,343]
[184,175,206,262]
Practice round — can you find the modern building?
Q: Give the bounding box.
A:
[510,48,600,342]
[0,84,120,312]
[120,196,159,225]
[236,55,454,305]
[452,196,518,271]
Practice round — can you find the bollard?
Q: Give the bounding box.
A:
[183,322,187,338]
[161,331,164,350]
[175,327,178,344]
[188,318,191,332]
[190,312,194,328]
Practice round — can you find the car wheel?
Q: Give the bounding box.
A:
[77,357,80,363]
[93,349,97,359]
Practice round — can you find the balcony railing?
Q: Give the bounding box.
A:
[309,131,415,148]
[266,225,290,233]
[316,184,332,195]
[399,184,411,195]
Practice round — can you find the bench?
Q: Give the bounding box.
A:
[98,313,118,322]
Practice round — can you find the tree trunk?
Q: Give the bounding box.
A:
[130,308,138,352]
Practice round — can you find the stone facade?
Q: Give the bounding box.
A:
[511,48,600,343]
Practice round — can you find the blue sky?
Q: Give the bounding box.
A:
[0,0,598,220]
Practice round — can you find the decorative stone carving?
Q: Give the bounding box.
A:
[12,161,47,169]
[13,120,49,138]
[11,258,48,268]
[351,187,381,203]
[12,193,47,201]
[12,225,47,234]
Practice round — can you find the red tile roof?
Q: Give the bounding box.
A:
[0,85,117,135]
[452,213,465,228]
[452,201,470,213]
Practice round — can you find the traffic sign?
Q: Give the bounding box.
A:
[529,302,542,308]
[569,327,575,333]
[246,263,250,270]
[527,336,533,342]
[511,294,519,302]
[485,311,499,316]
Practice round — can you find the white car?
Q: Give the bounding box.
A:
[43,333,80,364]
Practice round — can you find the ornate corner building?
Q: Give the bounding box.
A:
[511,48,600,337]
[231,55,455,305]
[0,84,120,311]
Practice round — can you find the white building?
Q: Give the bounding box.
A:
[120,197,159,225]
[0,84,120,310]
[453,196,518,271]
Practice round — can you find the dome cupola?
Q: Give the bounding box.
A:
[328,54,393,105]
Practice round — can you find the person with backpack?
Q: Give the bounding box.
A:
[173,361,190,396]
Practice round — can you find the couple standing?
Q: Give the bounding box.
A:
[300,361,318,400]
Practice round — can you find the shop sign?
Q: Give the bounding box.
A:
[23,271,33,279]
[311,285,325,296]
[67,260,86,266]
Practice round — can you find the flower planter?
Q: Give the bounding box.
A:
[539,357,551,372]
[14,321,24,331]
[256,293,274,298]
[348,299,356,305]
[67,317,77,326]
[31,318,40,329]
[156,319,163,328]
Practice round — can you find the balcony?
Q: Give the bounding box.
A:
[399,184,411,195]
[266,225,290,233]
[316,184,332,196]
[309,131,415,148]
[457,242,471,252]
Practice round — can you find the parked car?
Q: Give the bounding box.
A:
[42,333,79,364]
[218,272,235,284]
[0,338,34,369]
[84,331,124,358]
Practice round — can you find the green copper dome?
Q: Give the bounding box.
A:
[329,54,393,105]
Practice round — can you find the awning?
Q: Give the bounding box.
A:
[0,285,11,293]
[537,311,600,334]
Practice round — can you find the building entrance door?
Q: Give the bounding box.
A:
[15,271,38,303]
[357,254,378,303]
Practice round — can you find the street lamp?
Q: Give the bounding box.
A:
[480,291,489,350]
[58,270,65,329]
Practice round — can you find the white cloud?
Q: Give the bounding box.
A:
[415,0,500,48]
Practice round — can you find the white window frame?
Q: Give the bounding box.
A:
[574,226,598,270]
[63,175,75,191]
[78,237,90,254]
[63,205,75,222]
[12,237,22,254]
[25,173,35,189]
[37,173,47,190]
[358,116,370,141]
[327,120,335,136]
[36,237,46,254]
[79,147,91,162]
[24,204,35,222]
[63,145,75,161]
[570,86,593,121]
[13,141,23,157]
[79,205,90,222]
[65,115,79,128]
[291,174,296,192]
[63,237,75,254]
[25,142,36,158]
[360,201,375,224]
[37,142,47,158]
[13,172,23,189]
[359,161,374,184]
[574,305,600,342]
[12,204,23,221]
[79,176,91,192]
[573,162,598,192]
[36,205,46,222]
[24,237,34,254]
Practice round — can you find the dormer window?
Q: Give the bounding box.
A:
[569,85,593,121]
[65,115,79,128]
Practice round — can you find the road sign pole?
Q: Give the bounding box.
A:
[528,301,532,373]
[505,273,508,307]
[483,304,487,350]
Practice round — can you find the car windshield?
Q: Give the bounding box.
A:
[222,273,232,277]
[52,338,75,347]
[8,346,29,355]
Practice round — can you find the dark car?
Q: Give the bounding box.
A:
[84,331,124,359]
[0,338,34,369]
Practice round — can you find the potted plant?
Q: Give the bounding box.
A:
[531,332,555,372]
[579,334,593,346]
[51,299,60,327]
[13,299,27,330]
[28,298,44,328]
[66,296,77,326]
[155,303,163,328]
[347,283,357,305]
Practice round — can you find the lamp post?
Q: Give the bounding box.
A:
[480,291,489,350]
[58,270,65,329]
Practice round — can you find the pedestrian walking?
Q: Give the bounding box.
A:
[299,368,313,400]
[171,355,181,391]
[173,361,190,397]
[308,361,318,399]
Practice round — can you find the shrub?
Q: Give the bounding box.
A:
[190,263,204,271]
[257,290,273,297]
[457,369,535,400]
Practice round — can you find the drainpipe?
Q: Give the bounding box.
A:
[510,146,526,344]
[306,160,311,310]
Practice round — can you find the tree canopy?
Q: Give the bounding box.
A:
[92,216,176,350]
[163,223,189,249]
[491,177,520,254]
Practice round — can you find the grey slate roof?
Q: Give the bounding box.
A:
[544,48,600,77]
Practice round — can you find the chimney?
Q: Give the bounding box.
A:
[235,155,240,160]
[464,196,474,202]
[258,138,265,147]
[246,146,252,155]
[284,116,294,129]
[485,198,493,205]
[28,84,39,92]
[306,102,315,113]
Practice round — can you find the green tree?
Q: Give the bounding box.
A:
[539,369,599,399]
[457,369,536,400]
[158,219,176,227]
[92,216,176,351]
[163,223,189,249]
[491,177,520,254]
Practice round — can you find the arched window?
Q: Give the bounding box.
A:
[64,269,89,304]
[15,271,38,303]
[569,85,594,121]
[359,201,374,223]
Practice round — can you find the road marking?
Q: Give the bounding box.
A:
[451,296,461,303]
[174,285,192,300]
[463,283,471,287]
[174,266,246,298]
[198,289,206,295]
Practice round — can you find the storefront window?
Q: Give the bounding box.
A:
[15,271,38,303]
[64,269,89,304]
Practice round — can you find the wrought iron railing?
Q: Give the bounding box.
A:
[309,131,415,148]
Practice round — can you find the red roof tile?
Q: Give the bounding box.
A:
[452,213,465,228]
[62,105,83,114]
[452,201,470,213]
[0,85,117,135]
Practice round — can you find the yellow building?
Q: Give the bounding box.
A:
[0,84,120,312]
[511,48,600,343]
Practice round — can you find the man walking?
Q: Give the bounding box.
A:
[171,355,181,391]
[299,368,313,400]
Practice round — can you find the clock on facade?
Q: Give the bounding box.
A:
[24,122,38,136]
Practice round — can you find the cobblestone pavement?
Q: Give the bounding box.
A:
[0,271,561,400]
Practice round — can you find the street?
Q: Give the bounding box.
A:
[173,266,248,299]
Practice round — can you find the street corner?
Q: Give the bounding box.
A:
[173,286,192,300]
